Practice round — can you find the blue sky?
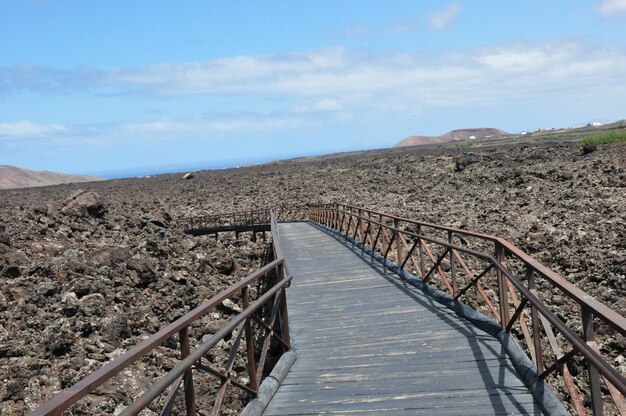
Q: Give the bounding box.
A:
[1,0,625,176]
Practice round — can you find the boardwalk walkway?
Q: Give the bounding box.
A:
[264,222,543,415]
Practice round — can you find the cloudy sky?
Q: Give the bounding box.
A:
[1,0,625,176]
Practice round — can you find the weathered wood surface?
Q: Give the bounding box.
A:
[263,222,543,415]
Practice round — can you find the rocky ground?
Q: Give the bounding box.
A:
[0,139,624,414]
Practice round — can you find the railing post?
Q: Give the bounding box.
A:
[527,269,544,373]
[418,225,425,278]
[449,231,457,297]
[278,264,291,349]
[179,327,196,416]
[582,306,603,416]
[242,287,259,392]
[394,218,402,266]
[495,242,510,329]
[355,209,362,245]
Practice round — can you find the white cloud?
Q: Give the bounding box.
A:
[7,41,625,105]
[598,0,626,16]
[291,99,344,113]
[0,120,66,138]
[428,2,463,30]
[112,114,308,138]
[2,40,626,137]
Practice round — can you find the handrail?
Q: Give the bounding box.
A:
[118,277,291,415]
[312,210,624,391]
[32,210,291,416]
[322,203,626,335]
[179,205,308,231]
[309,203,625,416]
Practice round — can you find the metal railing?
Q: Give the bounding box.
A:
[179,206,308,232]
[309,203,625,416]
[31,212,291,416]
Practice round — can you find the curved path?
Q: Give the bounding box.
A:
[264,222,543,415]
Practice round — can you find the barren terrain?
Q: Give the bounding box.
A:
[395,127,509,147]
[1,139,624,414]
[0,165,104,190]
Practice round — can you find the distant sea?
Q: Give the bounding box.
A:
[84,145,377,179]
[92,157,263,179]
[87,152,312,179]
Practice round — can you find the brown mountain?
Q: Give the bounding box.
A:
[395,128,509,147]
[0,165,104,190]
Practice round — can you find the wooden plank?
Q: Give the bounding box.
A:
[264,392,540,414]
[280,366,525,385]
[286,357,513,374]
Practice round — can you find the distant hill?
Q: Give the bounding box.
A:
[395,128,509,147]
[0,165,104,190]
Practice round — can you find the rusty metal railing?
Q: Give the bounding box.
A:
[179,206,308,232]
[309,203,625,416]
[31,211,291,416]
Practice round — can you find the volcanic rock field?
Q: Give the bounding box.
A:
[0,140,624,415]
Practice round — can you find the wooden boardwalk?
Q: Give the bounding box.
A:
[264,222,543,415]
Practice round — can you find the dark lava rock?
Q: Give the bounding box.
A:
[205,319,229,334]
[126,257,157,287]
[103,316,132,346]
[60,190,106,218]
[38,283,58,297]
[45,336,73,357]
[141,213,168,228]
[72,278,92,298]
[0,231,9,247]
[209,256,235,275]
[582,142,597,155]
[93,246,132,267]
[33,204,48,215]
[2,251,28,278]
[1,378,28,401]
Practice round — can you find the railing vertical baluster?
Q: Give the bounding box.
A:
[339,209,345,234]
[353,210,361,246]
[582,306,603,416]
[242,287,259,392]
[367,211,372,247]
[278,263,291,349]
[418,225,425,278]
[344,215,352,242]
[449,231,456,297]
[179,327,196,416]
[527,269,544,373]
[495,242,510,329]
[394,218,402,266]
